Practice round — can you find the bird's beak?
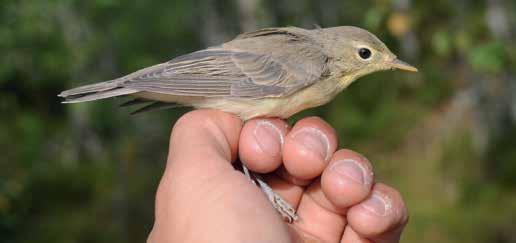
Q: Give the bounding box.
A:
[390,59,418,72]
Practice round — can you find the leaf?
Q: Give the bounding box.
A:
[468,41,506,73]
[432,29,452,56]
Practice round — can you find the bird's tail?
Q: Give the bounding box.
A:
[58,80,137,103]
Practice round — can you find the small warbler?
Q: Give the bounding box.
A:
[59,26,417,222]
[59,26,417,119]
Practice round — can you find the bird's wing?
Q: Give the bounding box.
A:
[121,27,328,98]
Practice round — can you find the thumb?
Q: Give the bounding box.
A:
[149,109,243,242]
[166,109,243,180]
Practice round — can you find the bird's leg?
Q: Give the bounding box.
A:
[240,161,299,223]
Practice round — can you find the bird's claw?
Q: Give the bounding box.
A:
[240,162,299,223]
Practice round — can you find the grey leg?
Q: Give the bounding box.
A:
[241,163,299,223]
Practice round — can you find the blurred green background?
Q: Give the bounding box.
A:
[1,0,516,242]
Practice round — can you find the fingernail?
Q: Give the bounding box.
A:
[331,159,370,186]
[291,127,330,162]
[253,120,283,156]
[361,192,392,216]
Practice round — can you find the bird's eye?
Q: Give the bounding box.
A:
[358,48,372,60]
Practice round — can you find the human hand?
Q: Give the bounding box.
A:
[147,110,408,243]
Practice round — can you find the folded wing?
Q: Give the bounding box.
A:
[60,27,329,102]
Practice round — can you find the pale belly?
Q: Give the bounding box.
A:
[135,76,354,120]
[199,88,337,120]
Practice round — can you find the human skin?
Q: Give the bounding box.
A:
[147,109,409,243]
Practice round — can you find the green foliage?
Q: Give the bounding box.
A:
[468,41,507,73]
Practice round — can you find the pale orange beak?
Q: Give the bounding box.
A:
[390,59,418,72]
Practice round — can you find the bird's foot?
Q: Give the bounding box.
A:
[241,163,298,223]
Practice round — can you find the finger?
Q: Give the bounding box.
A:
[259,117,338,209]
[321,149,374,211]
[239,118,289,173]
[293,178,347,243]
[340,226,372,243]
[166,109,242,177]
[276,166,313,186]
[290,150,374,242]
[347,183,409,243]
[260,117,338,210]
[283,117,338,180]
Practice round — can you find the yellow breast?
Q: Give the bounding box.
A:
[135,75,356,120]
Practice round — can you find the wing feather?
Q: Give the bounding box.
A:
[119,27,328,98]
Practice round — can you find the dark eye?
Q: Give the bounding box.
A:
[358,48,372,60]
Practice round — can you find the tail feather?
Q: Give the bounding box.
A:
[130,102,183,115]
[116,98,183,114]
[59,81,138,103]
[119,98,151,107]
[61,88,138,103]
[59,81,119,97]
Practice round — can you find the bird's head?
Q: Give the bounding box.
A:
[315,26,417,81]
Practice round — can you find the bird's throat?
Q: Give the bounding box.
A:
[338,74,357,90]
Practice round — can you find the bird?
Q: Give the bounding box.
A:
[59,26,417,222]
[59,26,417,119]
